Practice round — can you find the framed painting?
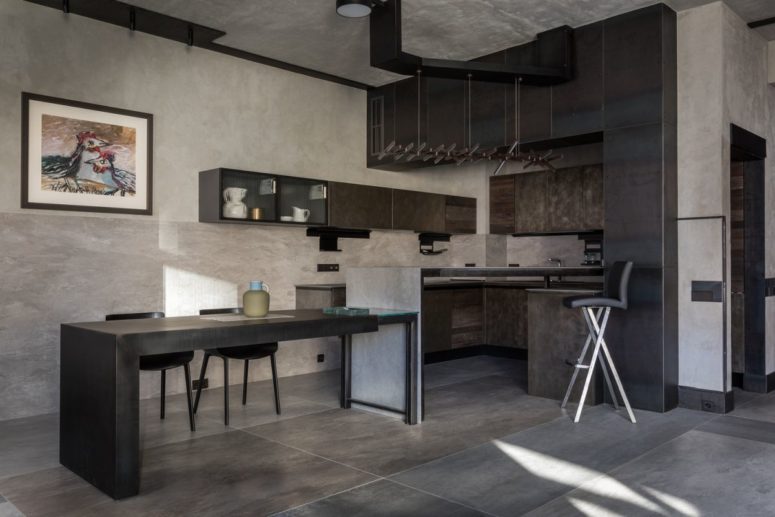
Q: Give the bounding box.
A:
[21,92,153,215]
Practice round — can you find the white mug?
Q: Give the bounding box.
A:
[292,206,311,222]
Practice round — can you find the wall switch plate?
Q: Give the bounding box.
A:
[192,378,208,390]
[317,354,325,363]
[318,264,339,272]
[465,263,476,267]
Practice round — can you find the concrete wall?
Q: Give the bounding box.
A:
[677,1,775,393]
[0,1,488,420]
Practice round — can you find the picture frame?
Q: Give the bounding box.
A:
[21,92,153,215]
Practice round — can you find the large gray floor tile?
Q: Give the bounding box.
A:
[0,431,376,517]
[440,357,526,379]
[246,375,562,477]
[0,500,24,517]
[278,479,487,517]
[728,390,775,424]
[527,430,775,517]
[195,392,332,430]
[697,415,775,446]
[139,399,231,450]
[392,407,712,516]
[0,414,58,480]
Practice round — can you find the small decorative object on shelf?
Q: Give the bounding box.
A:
[292,206,311,222]
[243,280,270,317]
[223,187,248,219]
[250,207,264,220]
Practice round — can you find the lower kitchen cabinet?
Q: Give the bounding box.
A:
[485,287,528,349]
[450,288,484,348]
[422,289,453,353]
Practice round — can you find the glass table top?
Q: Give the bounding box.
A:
[322,307,418,317]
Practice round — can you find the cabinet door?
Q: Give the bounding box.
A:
[547,168,585,232]
[445,196,477,234]
[451,288,484,348]
[367,84,395,168]
[277,177,328,225]
[582,166,605,230]
[395,76,425,147]
[490,175,515,234]
[393,189,446,233]
[328,182,392,230]
[426,77,466,149]
[514,172,548,233]
[485,287,528,349]
[422,290,452,353]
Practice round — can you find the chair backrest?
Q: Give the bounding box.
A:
[199,307,242,316]
[106,311,164,321]
[606,261,633,308]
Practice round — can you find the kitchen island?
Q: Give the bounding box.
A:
[346,267,605,424]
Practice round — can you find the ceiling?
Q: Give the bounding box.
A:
[122,0,775,86]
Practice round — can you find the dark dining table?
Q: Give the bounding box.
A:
[59,309,386,500]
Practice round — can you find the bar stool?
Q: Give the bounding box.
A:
[193,308,281,426]
[561,261,636,423]
[105,312,196,431]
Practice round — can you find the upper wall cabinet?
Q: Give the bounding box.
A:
[393,189,447,233]
[490,175,515,234]
[328,182,392,230]
[514,172,549,234]
[445,196,477,234]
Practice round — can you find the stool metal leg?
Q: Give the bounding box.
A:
[574,308,610,422]
[598,353,620,409]
[587,313,636,424]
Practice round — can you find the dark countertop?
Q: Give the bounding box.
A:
[296,283,346,290]
[421,266,604,278]
[424,280,603,291]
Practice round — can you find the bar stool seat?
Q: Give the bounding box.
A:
[561,261,636,424]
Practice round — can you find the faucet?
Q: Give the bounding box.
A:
[547,258,563,267]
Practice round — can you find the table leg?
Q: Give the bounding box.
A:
[404,318,419,425]
[340,334,352,409]
[60,326,140,499]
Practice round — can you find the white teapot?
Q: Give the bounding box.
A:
[223,187,248,219]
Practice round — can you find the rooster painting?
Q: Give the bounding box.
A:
[85,150,136,196]
[41,131,109,192]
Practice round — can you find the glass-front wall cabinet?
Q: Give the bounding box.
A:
[199,168,328,226]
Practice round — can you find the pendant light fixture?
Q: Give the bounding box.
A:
[336,0,374,18]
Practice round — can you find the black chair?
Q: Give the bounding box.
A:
[560,261,636,423]
[194,308,281,425]
[105,312,196,431]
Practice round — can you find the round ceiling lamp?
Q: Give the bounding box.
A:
[336,0,373,18]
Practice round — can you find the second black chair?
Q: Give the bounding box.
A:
[105,311,196,431]
[194,308,281,425]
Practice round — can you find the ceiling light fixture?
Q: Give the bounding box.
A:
[336,0,373,18]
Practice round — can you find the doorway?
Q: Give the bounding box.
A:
[730,124,767,392]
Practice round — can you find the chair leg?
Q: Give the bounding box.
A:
[588,314,637,424]
[242,360,249,406]
[223,357,229,426]
[193,352,210,413]
[270,353,281,415]
[561,322,594,409]
[598,352,620,409]
[183,363,196,432]
[574,307,610,423]
[160,369,166,420]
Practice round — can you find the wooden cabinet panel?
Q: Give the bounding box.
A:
[426,77,466,149]
[547,168,585,232]
[514,172,548,233]
[367,84,395,167]
[451,288,484,349]
[422,290,452,353]
[485,287,528,349]
[445,196,477,234]
[393,189,446,233]
[329,182,392,230]
[490,175,515,234]
[583,167,605,230]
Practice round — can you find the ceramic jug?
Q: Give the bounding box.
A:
[223,188,248,219]
[243,280,270,317]
[292,206,311,222]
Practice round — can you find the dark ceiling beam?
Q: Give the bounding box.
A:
[24,0,370,90]
[370,0,574,85]
[749,16,775,29]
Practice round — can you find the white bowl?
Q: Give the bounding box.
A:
[280,216,294,222]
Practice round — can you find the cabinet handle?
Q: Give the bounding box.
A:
[323,185,328,199]
[272,179,277,194]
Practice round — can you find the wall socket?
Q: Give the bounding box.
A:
[701,399,716,412]
[317,264,339,272]
[192,378,208,390]
[317,354,325,363]
[465,263,476,267]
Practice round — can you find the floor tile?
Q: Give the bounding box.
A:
[139,400,231,450]
[728,390,775,424]
[0,501,24,517]
[527,430,775,517]
[0,414,59,480]
[1,431,376,517]
[440,356,527,379]
[697,415,775,446]
[423,359,524,390]
[392,407,712,516]
[278,479,487,517]
[246,375,562,477]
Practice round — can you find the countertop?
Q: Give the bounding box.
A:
[420,266,604,278]
[295,283,346,290]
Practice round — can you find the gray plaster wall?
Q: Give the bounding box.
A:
[677,1,775,392]
[0,1,489,421]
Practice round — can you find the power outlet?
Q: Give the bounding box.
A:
[192,378,208,390]
[318,264,340,272]
[465,263,476,267]
[701,399,716,412]
[317,354,325,363]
